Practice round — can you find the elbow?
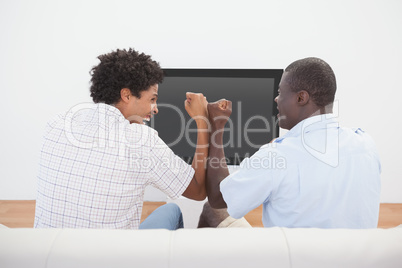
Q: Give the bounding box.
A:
[189,189,207,201]
[182,177,207,201]
[208,192,227,209]
[195,188,207,201]
[206,183,227,209]
[193,193,207,201]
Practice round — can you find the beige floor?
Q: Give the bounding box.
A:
[0,200,401,228]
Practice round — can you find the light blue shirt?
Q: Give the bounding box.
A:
[220,114,381,228]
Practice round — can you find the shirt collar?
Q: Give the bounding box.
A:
[96,103,126,118]
[274,113,339,143]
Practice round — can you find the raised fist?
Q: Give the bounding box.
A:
[207,99,232,129]
[184,92,208,122]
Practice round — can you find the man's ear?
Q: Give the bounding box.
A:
[120,88,131,103]
[297,90,310,106]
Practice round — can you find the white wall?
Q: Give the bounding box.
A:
[0,0,401,202]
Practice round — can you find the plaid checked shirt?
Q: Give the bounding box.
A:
[34,103,194,229]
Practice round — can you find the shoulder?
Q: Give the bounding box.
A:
[124,124,176,159]
[258,138,299,161]
[234,143,288,172]
[349,127,376,142]
[44,111,67,136]
[340,127,379,156]
[125,123,159,142]
[340,127,377,147]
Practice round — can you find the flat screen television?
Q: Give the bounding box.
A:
[150,69,283,165]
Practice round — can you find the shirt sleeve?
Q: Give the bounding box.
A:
[220,146,280,219]
[147,132,194,200]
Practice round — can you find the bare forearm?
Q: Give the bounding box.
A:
[206,126,229,208]
[183,120,209,200]
[192,120,209,192]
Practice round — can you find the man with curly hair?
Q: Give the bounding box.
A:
[34,48,209,230]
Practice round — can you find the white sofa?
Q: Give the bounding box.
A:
[1,226,402,268]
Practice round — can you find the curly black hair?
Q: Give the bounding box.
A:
[285,57,336,108]
[89,48,164,104]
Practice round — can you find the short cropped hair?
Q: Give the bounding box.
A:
[285,57,336,107]
[90,48,164,104]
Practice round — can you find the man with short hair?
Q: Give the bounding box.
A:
[34,48,209,230]
[204,57,381,228]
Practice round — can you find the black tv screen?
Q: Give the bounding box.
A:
[150,69,283,165]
